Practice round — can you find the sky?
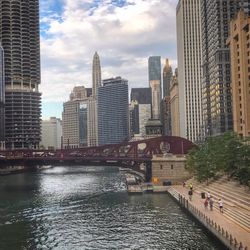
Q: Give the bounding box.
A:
[40,0,179,119]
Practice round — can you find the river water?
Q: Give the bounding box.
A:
[0,166,225,250]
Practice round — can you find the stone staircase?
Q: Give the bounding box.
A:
[187,176,250,232]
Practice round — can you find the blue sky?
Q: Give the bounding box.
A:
[40,0,178,119]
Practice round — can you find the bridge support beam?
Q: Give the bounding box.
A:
[145,161,152,182]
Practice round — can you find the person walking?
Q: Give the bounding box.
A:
[209,198,214,211]
[204,198,208,210]
[189,183,193,191]
[188,189,193,201]
[207,191,211,200]
[218,199,223,213]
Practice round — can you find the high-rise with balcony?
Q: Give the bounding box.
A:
[201,0,250,137]
[227,9,250,137]
[176,0,204,142]
[0,44,5,149]
[0,0,41,149]
[98,77,129,145]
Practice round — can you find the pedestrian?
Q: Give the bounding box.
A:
[183,181,186,188]
[204,198,208,210]
[189,183,193,191]
[207,191,211,200]
[188,189,193,201]
[209,198,214,211]
[218,199,223,213]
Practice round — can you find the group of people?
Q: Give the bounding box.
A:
[204,192,223,213]
[184,182,224,213]
[204,192,214,211]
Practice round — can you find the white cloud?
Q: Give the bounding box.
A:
[40,0,178,105]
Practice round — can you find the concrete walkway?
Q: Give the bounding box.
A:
[172,185,250,249]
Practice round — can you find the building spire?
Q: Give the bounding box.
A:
[92,52,102,98]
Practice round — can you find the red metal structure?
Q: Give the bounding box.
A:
[0,136,195,166]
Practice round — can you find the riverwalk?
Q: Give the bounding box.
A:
[168,185,250,249]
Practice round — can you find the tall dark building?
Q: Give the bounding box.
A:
[98,77,129,145]
[162,59,173,98]
[162,59,173,135]
[129,101,140,137]
[0,0,41,149]
[0,44,5,149]
[130,88,152,137]
[148,56,161,83]
[148,56,162,99]
[201,0,250,136]
[86,88,92,98]
[130,88,151,104]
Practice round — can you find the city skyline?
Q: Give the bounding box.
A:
[40,0,178,119]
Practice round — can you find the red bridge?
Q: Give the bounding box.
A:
[0,136,195,167]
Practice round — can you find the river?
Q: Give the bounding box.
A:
[0,165,226,249]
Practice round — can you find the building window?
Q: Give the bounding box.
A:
[160,165,163,170]
[171,165,174,170]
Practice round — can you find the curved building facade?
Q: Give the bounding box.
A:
[0,44,5,149]
[0,0,41,149]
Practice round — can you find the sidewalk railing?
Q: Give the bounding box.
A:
[168,187,248,250]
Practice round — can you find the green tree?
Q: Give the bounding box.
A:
[186,132,250,186]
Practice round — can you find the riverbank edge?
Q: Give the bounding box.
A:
[0,165,53,176]
[166,187,247,250]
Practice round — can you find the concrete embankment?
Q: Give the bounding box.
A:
[127,184,169,194]
[167,186,250,250]
[0,166,26,175]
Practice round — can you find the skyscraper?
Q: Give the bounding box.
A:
[150,80,161,120]
[129,100,140,137]
[162,59,172,98]
[130,88,151,104]
[201,0,250,136]
[0,44,5,149]
[41,117,62,150]
[88,52,101,146]
[98,77,129,145]
[147,56,163,137]
[148,56,162,99]
[177,0,204,142]
[0,0,41,149]
[62,86,88,148]
[87,98,98,146]
[92,52,101,98]
[130,88,152,137]
[227,10,250,137]
[170,69,180,137]
[162,59,173,135]
[148,56,162,84]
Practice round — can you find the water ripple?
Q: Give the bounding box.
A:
[0,166,225,250]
